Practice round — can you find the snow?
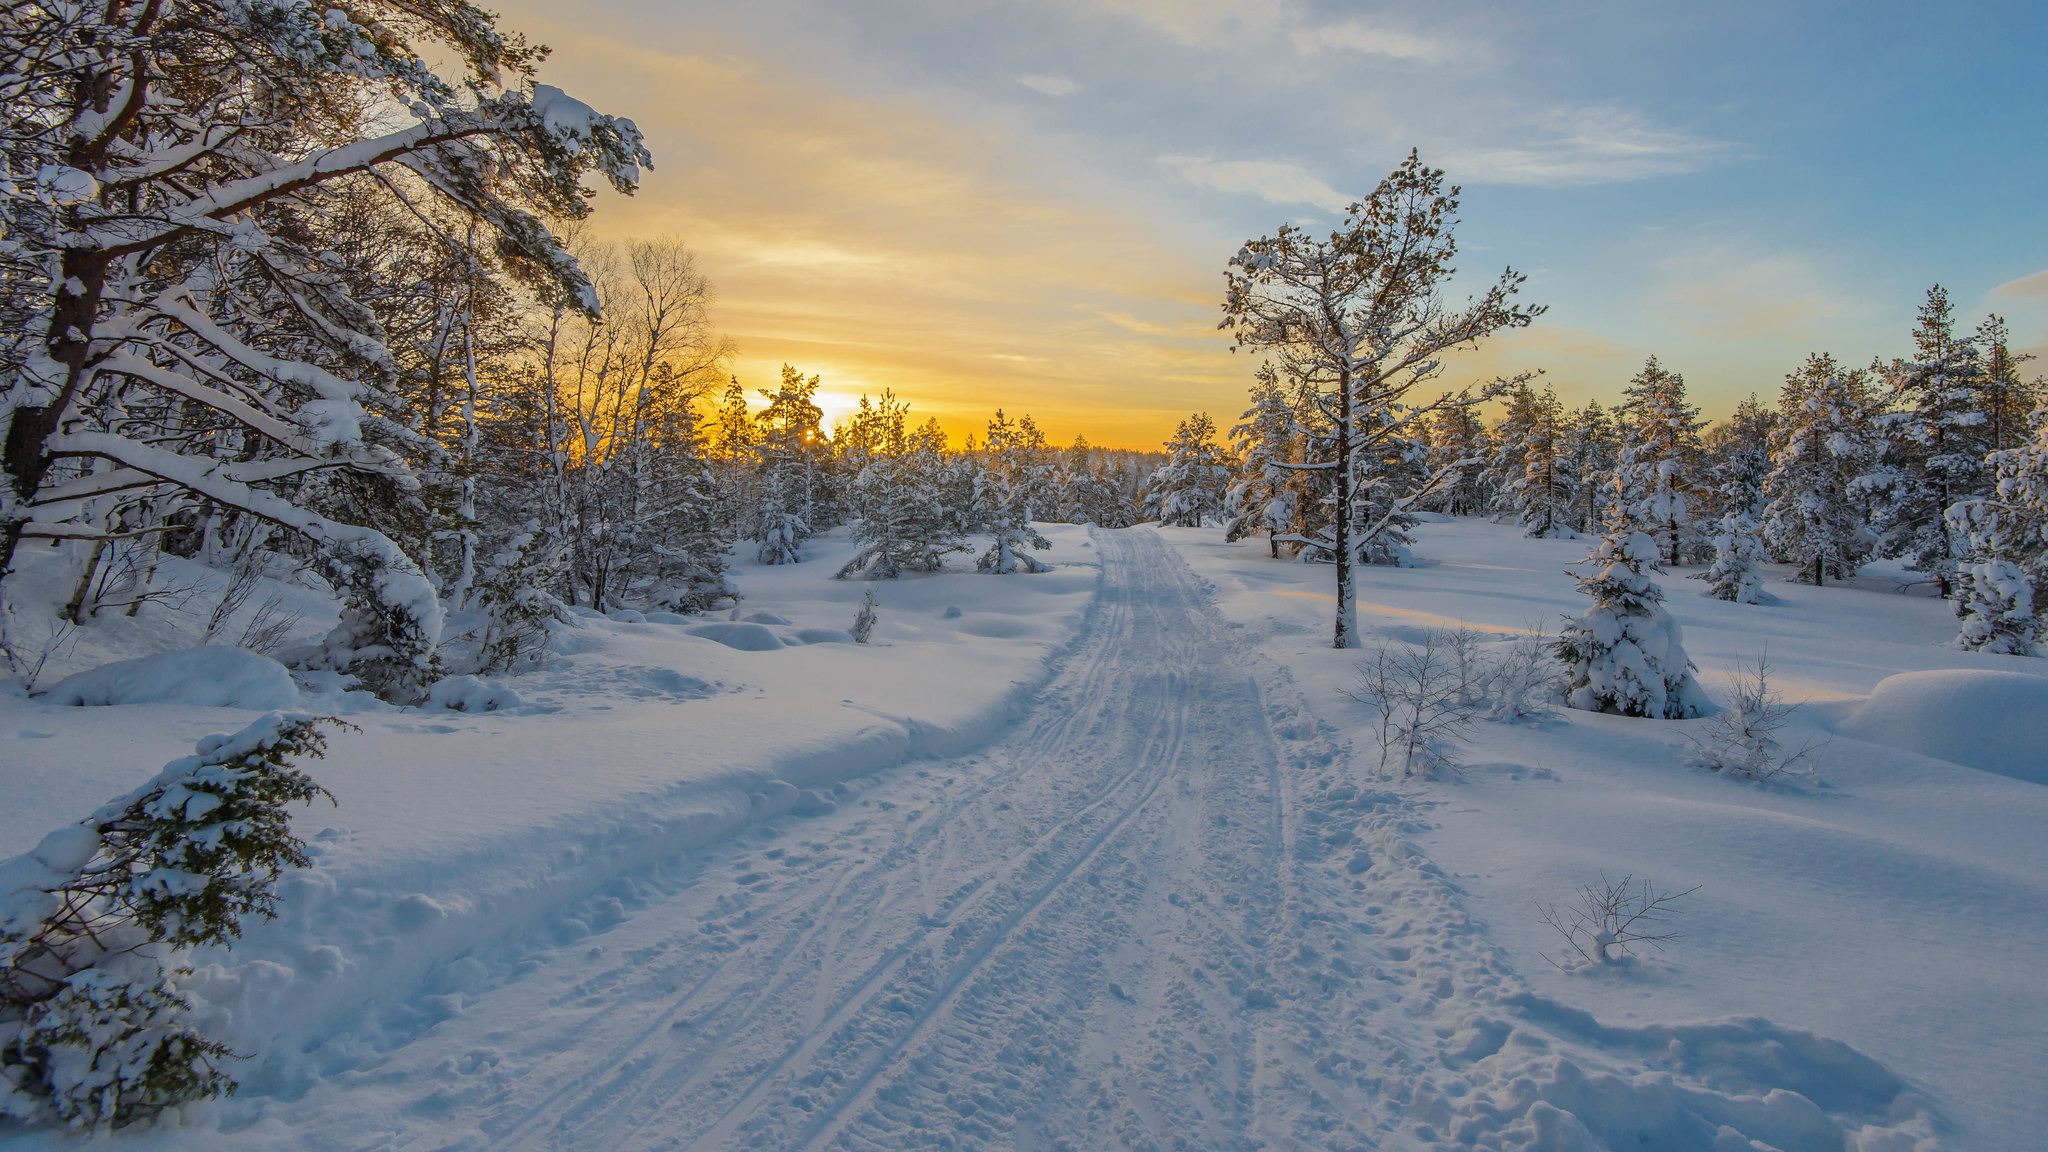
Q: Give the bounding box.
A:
[39,646,300,710]
[1835,668,2048,782]
[0,518,2041,1148]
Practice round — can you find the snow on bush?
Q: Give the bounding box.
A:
[1555,520,1709,719]
[40,647,300,710]
[0,717,337,1130]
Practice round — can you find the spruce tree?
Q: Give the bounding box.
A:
[975,411,1052,574]
[1615,356,1707,566]
[1145,413,1231,528]
[1560,401,1620,533]
[1512,386,1574,537]
[1555,501,1708,718]
[1424,405,1493,517]
[1866,286,1990,595]
[1226,371,1305,554]
[1763,355,1878,586]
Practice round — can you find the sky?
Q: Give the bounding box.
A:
[500,0,2048,448]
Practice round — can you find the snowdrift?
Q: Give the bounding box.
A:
[1836,668,2048,783]
[39,645,299,709]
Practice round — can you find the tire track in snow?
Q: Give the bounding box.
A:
[192,528,1943,1152]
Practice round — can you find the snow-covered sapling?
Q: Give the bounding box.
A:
[1537,873,1698,968]
[849,589,879,644]
[0,717,339,1129]
[1555,518,1709,719]
[1686,654,1824,781]
[1696,511,1772,605]
[1343,634,1474,777]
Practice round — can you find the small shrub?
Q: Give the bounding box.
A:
[1686,653,1823,781]
[1537,873,1698,968]
[1344,636,1473,778]
[850,588,880,644]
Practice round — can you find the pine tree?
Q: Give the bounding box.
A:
[753,366,828,565]
[1555,504,1708,718]
[1220,152,1541,647]
[1424,405,1492,516]
[1560,401,1620,533]
[975,410,1052,574]
[1705,394,1778,519]
[1763,355,1878,586]
[836,393,964,579]
[1945,499,2039,655]
[1511,386,1574,538]
[1145,413,1231,528]
[1866,285,1991,595]
[1974,315,2040,455]
[1698,511,1771,604]
[1226,370,1304,553]
[1486,384,1542,522]
[1615,356,1707,566]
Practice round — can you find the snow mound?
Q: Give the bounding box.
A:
[423,675,524,713]
[1836,668,2048,783]
[685,622,783,652]
[42,646,299,709]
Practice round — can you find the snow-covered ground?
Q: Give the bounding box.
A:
[1165,517,2048,1152]
[1,518,2040,1149]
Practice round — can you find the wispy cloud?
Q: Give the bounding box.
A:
[1290,20,1456,63]
[1445,106,1734,187]
[1158,155,1351,213]
[1019,72,1080,97]
[1992,268,2048,299]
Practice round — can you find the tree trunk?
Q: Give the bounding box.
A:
[1333,368,1356,649]
[1814,555,1823,587]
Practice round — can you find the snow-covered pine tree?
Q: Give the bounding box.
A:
[1424,404,1492,516]
[836,392,963,579]
[975,410,1052,574]
[1220,151,1542,647]
[1704,394,1778,519]
[1225,369,1302,553]
[1976,315,2041,455]
[1144,412,1231,528]
[1560,401,1620,533]
[753,366,828,565]
[1614,356,1707,567]
[1865,286,1991,596]
[1485,384,1542,522]
[0,0,649,696]
[1763,355,1879,586]
[1512,386,1574,538]
[1698,511,1771,604]
[1943,406,2048,654]
[1555,503,1709,718]
[1944,499,2038,655]
[707,376,761,541]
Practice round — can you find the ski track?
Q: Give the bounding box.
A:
[212,528,1939,1152]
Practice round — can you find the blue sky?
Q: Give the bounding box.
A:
[506,0,2048,444]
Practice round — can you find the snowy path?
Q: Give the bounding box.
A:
[186,529,1936,1151]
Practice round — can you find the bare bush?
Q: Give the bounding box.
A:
[1538,873,1699,968]
[1687,652,1824,781]
[237,595,305,656]
[1343,635,1473,777]
[201,556,263,646]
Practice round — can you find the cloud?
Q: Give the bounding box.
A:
[1019,72,1081,97]
[1158,155,1351,213]
[1444,106,1734,187]
[1290,20,1455,63]
[1992,268,2048,299]
[489,9,1248,448]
